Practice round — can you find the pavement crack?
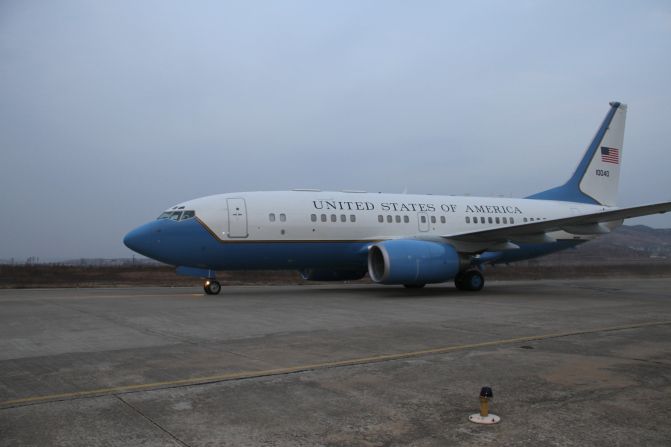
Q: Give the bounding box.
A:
[115,394,191,447]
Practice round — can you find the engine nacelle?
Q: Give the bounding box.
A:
[300,269,367,282]
[368,240,461,285]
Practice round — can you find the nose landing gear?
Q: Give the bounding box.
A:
[204,280,221,295]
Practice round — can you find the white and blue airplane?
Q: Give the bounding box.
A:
[124,102,670,294]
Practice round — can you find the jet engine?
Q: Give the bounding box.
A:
[367,239,461,285]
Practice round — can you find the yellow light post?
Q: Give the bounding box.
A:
[469,386,500,424]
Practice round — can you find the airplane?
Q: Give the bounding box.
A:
[124,102,671,295]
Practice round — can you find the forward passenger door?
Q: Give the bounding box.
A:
[227,198,248,238]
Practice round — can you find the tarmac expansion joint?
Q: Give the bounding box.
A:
[114,394,192,447]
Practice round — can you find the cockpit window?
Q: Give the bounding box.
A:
[157,210,195,220]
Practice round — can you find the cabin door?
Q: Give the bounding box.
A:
[227,198,248,238]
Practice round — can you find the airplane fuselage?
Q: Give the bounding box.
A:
[125,190,606,271]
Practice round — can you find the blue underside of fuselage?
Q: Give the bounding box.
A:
[124,218,371,270]
[123,218,586,273]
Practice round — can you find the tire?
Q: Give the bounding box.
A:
[455,270,485,291]
[204,280,221,295]
[463,270,484,291]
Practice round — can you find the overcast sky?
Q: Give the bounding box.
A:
[1,1,670,260]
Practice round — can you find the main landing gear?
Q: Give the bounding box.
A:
[204,279,221,295]
[455,269,485,292]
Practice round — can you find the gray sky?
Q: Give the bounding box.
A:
[1,1,670,260]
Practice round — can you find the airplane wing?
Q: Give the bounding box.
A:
[442,201,671,252]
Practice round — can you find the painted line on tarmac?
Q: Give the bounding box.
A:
[2,320,670,409]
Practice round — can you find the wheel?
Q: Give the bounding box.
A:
[455,270,484,291]
[404,283,426,289]
[464,270,484,291]
[204,280,221,295]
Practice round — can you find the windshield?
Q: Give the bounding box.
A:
[157,210,196,221]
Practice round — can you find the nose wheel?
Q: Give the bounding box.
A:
[204,280,221,295]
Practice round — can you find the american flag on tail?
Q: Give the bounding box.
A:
[601,146,620,164]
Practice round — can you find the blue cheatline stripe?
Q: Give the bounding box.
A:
[526,102,620,204]
[125,218,372,271]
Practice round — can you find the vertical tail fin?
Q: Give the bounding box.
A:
[527,102,627,206]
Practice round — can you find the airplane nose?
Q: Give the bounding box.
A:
[123,223,154,256]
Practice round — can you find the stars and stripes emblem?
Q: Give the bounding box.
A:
[600,146,620,164]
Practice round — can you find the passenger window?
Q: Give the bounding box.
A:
[523,217,528,223]
[395,215,401,223]
[269,213,276,222]
[495,217,500,224]
[430,216,436,224]
[404,215,410,223]
[350,215,356,222]
[311,214,317,222]
[465,216,471,223]
[387,215,393,223]
[378,215,384,223]
[510,217,515,224]
[331,214,336,222]
[181,211,195,220]
[170,211,182,221]
[480,217,485,224]
[321,214,327,222]
[420,215,427,223]
[440,216,446,224]
[280,213,286,222]
[341,214,346,222]
[530,218,535,222]
[488,217,493,224]
[502,217,507,224]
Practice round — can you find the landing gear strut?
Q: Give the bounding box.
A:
[455,269,485,291]
[204,279,221,295]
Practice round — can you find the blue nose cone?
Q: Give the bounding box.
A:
[123,223,155,257]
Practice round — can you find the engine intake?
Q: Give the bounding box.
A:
[368,239,461,285]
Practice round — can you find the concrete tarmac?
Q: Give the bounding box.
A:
[1,278,670,446]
